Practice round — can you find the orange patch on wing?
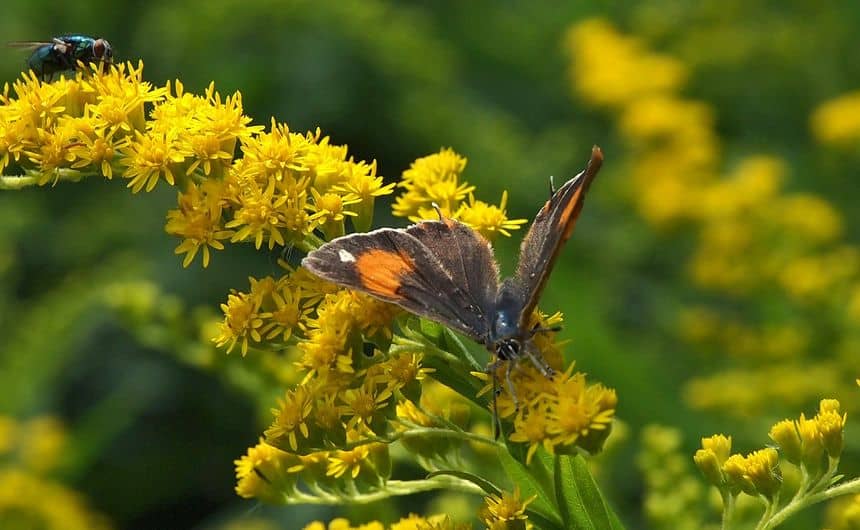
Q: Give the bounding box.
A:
[558,146,603,240]
[557,188,586,241]
[355,249,416,299]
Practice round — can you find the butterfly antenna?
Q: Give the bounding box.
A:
[549,175,557,196]
[431,202,444,221]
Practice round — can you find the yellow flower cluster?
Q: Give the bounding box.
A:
[695,399,847,500]
[637,425,708,530]
[392,148,526,240]
[0,63,162,184]
[476,313,617,464]
[565,19,687,109]
[297,487,537,530]
[0,63,393,268]
[679,306,810,360]
[302,514,471,530]
[1,62,616,513]
[0,416,111,530]
[566,18,860,415]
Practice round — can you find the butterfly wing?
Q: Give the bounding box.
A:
[507,146,604,329]
[405,217,500,332]
[302,227,493,341]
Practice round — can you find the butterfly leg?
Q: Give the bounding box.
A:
[504,359,520,412]
[524,341,555,378]
[487,357,508,439]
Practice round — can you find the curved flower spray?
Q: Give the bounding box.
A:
[1,62,619,528]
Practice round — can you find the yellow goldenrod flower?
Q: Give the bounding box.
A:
[121,130,185,192]
[743,448,782,499]
[313,392,347,435]
[303,519,385,530]
[234,439,299,502]
[701,434,732,464]
[454,191,527,240]
[266,386,314,452]
[341,381,392,433]
[722,453,755,496]
[693,448,725,487]
[259,282,312,342]
[480,486,536,528]
[816,399,847,459]
[769,419,802,465]
[68,120,127,178]
[308,187,360,240]
[393,148,472,219]
[214,288,265,356]
[508,409,554,464]
[333,159,395,232]
[326,443,372,479]
[381,352,434,396]
[297,291,358,377]
[225,175,289,249]
[166,180,234,267]
[796,413,825,474]
[390,514,467,530]
[348,292,402,340]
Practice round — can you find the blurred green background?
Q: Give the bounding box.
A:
[2,1,859,529]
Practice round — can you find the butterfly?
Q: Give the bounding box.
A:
[302,146,603,432]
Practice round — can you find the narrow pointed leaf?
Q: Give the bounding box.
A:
[554,454,625,530]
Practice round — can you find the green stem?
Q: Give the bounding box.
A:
[720,491,736,530]
[396,423,500,448]
[278,476,484,505]
[760,476,860,529]
[753,495,777,530]
[0,169,87,189]
[0,174,40,189]
[298,232,326,252]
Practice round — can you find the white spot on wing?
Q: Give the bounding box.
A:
[338,249,356,263]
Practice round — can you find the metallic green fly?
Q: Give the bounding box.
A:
[8,35,113,79]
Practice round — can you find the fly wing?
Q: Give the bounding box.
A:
[7,41,54,50]
[302,228,493,341]
[509,146,603,329]
[405,217,500,332]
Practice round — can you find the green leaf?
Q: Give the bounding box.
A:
[441,326,486,372]
[554,454,626,530]
[426,470,502,497]
[499,448,563,528]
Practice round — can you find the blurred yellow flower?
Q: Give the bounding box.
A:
[565,18,687,108]
[811,90,860,144]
